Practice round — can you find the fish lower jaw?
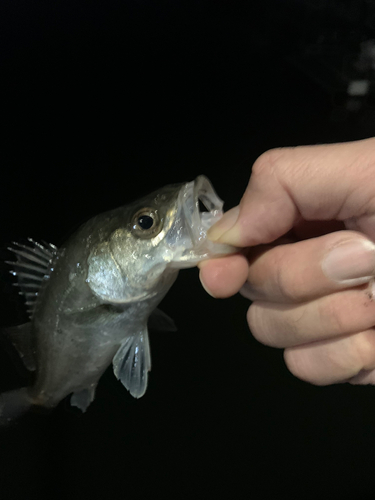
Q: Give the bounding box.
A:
[103,290,159,304]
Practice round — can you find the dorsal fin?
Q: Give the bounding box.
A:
[6,238,57,318]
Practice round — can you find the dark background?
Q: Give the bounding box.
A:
[1,1,375,499]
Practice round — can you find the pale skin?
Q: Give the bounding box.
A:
[199,137,375,386]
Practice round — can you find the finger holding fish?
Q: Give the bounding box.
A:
[199,223,375,385]
[199,139,375,388]
[198,254,249,298]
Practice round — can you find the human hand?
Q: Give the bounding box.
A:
[199,138,375,385]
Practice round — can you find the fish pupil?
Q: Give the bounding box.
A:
[138,215,154,230]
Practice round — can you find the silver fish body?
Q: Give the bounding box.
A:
[1,176,235,419]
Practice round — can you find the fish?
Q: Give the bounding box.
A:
[0,175,236,424]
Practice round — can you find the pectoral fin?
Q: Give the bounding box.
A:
[112,327,151,399]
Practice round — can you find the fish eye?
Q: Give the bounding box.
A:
[137,215,154,230]
[131,207,163,239]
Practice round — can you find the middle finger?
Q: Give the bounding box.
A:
[248,284,375,348]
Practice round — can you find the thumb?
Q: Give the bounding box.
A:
[208,138,375,247]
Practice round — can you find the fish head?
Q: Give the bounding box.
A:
[87,175,237,303]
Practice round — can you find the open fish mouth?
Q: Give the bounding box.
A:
[167,175,237,268]
[182,175,223,242]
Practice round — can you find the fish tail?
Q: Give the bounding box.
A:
[0,387,32,426]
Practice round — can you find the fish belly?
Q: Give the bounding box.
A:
[29,323,124,408]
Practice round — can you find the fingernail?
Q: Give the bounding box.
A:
[207,205,240,242]
[322,239,375,284]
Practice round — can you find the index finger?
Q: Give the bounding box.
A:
[209,138,375,247]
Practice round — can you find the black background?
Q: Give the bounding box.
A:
[1,1,375,499]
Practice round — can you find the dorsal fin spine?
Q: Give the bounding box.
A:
[11,242,51,262]
[28,238,56,255]
[7,248,50,267]
[7,239,57,319]
[9,271,43,281]
[5,261,47,274]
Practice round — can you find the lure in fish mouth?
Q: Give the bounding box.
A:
[0,176,237,424]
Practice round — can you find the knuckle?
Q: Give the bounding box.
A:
[269,242,313,303]
[284,345,335,386]
[251,148,286,179]
[247,303,276,347]
[274,258,301,302]
[317,298,346,336]
[283,348,300,375]
[283,348,313,383]
[317,341,359,380]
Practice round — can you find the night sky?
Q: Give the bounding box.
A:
[1,1,375,499]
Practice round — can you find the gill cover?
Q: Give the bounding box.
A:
[87,240,130,303]
[87,224,167,303]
